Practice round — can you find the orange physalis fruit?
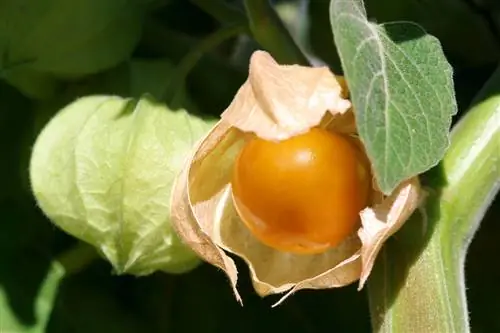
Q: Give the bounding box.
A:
[171,51,421,302]
[231,127,371,254]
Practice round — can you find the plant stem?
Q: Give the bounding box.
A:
[189,0,248,27]
[243,0,309,65]
[367,68,500,332]
[164,24,247,107]
[56,242,100,275]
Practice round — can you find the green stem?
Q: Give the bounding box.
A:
[367,68,500,332]
[243,0,309,65]
[164,24,247,107]
[56,242,100,275]
[189,0,248,27]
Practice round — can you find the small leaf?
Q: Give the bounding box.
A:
[330,0,457,194]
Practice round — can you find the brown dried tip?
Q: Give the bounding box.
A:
[170,50,421,305]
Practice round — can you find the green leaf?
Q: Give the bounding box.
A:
[0,0,149,97]
[30,95,216,275]
[329,0,457,194]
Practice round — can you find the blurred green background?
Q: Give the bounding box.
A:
[0,0,499,332]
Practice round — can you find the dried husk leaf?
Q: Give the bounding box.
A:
[170,50,421,304]
[170,120,242,302]
[214,185,362,303]
[221,50,351,141]
[357,177,421,289]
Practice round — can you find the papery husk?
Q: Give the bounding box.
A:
[170,120,243,302]
[358,177,421,289]
[170,50,421,304]
[222,50,351,141]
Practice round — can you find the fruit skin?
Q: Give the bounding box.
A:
[231,127,371,254]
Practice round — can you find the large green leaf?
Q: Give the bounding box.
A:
[329,0,457,194]
[0,0,149,98]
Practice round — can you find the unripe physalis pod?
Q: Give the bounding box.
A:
[171,51,421,304]
[30,95,216,276]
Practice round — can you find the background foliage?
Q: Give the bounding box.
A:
[0,0,498,332]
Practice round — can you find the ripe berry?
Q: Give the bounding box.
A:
[231,128,371,254]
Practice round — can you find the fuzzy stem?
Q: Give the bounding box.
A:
[243,0,309,65]
[56,242,100,275]
[367,67,500,332]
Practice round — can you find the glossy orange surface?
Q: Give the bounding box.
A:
[231,128,371,254]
